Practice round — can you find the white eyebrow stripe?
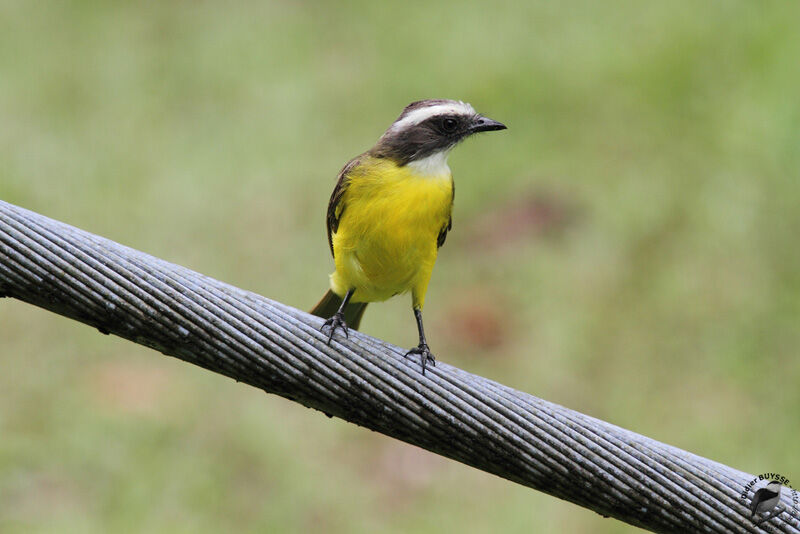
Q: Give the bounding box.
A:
[391,101,476,131]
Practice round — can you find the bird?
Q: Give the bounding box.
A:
[310,99,506,374]
[750,480,782,517]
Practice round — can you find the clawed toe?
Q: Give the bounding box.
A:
[321,312,349,344]
[405,343,436,375]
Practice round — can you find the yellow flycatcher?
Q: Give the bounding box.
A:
[311,99,506,373]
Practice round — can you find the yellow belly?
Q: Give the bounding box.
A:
[329,157,453,307]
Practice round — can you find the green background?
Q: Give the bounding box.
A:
[1,1,798,532]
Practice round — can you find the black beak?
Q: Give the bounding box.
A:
[470,115,507,133]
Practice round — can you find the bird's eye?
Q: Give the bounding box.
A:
[440,117,458,133]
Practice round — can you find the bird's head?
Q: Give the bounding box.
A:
[370,99,506,170]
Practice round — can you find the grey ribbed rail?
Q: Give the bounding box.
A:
[0,199,797,533]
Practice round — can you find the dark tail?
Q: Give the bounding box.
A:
[310,289,368,331]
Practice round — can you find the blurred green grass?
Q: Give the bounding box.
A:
[1,1,799,532]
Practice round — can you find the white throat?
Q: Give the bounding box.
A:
[406,150,452,177]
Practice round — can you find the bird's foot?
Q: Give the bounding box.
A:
[321,312,349,345]
[405,343,436,375]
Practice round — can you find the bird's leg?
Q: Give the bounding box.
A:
[405,307,436,374]
[321,288,355,345]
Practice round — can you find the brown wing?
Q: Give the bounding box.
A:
[326,156,362,257]
[437,217,452,248]
[437,180,455,248]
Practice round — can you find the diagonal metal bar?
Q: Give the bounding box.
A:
[0,199,797,533]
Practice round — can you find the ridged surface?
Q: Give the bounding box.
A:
[0,199,796,534]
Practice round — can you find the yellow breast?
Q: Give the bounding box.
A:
[330,157,453,303]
